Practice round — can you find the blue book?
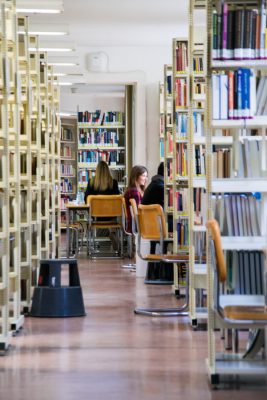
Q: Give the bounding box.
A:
[241,68,251,118]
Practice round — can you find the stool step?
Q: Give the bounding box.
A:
[30,286,86,317]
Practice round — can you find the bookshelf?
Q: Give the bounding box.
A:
[0,5,61,349]
[171,38,190,294]
[163,64,173,230]
[159,82,164,162]
[205,0,267,383]
[60,117,78,229]
[77,110,127,194]
[188,2,207,327]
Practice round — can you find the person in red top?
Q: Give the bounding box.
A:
[124,165,148,233]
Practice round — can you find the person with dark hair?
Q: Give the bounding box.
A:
[142,162,164,208]
[124,165,148,233]
[141,162,173,284]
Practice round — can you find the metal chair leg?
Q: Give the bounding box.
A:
[121,235,136,269]
[134,266,189,317]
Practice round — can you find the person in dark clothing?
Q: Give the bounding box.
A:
[142,162,164,208]
[141,162,173,284]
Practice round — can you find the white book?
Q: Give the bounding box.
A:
[249,140,261,177]
[219,74,228,119]
[212,74,220,119]
[256,78,267,115]
[249,70,256,117]
[224,195,234,236]
[236,195,244,236]
[248,195,261,236]
[240,195,248,236]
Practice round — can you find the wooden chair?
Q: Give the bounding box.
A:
[206,219,267,384]
[207,219,267,326]
[134,203,190,316]
[86,195,123,258]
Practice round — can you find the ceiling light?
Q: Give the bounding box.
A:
[29,43,75,52]
[18,23,69,36]
[16,0,63,14]
[53,82,73,86]
[47,56,79,67]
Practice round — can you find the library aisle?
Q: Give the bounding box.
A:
[1,255,267,399]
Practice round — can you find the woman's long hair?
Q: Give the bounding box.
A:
[127,165,148,192]
[92,160,113,192]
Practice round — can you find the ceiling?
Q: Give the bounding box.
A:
[30,0,189,47]
[21,1,205,104]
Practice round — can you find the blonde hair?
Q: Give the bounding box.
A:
[92,161,113,192]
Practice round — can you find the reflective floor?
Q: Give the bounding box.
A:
[0,255,267,399]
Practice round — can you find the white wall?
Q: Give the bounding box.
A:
[60,44,174,177]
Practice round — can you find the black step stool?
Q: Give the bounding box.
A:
[30,259,86,317]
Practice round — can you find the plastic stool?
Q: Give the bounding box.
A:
[30,259,86,317]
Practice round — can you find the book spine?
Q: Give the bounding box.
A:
[222,3,228,59]
[234,9,245,59]
[260,0,267,58]
[228,70,234,119]
[213,10,218,59]
[227,10,234,59]
[243,10,253,59]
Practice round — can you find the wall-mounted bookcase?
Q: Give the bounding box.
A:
[0,4,61,350]
[205,0,267,384]
[77,110,127,194]
[60,117,77,228]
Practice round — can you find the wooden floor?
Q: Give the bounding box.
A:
[1,254,267,399]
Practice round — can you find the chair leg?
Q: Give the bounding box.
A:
[121,235,136,269]
[134,264,189,317]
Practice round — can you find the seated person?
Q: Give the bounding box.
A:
[84,160,120,201]
[142,162,173,283]
[84,160,120,250]
[124,165,148,233]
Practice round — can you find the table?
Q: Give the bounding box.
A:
[66,203,90,257]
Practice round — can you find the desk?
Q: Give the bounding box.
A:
[66,204,90,257]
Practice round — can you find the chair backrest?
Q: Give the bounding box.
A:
[138,204,167,240]
[206,219,227,283]
[87,195,123,218]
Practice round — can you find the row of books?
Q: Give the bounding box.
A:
[237,138,267,178]
[175,78,188,108]
[60,127,73,141]
[60,164,75,176]
[167,187,189,214]
[176,143,188,176]
[212,1,267,60]
[78,150,125,164]
[78,168,125,185]
[175,42,188,73]
[193,56,204,74]
[225,250,264,295]
[212,68,256,120]
[60,179,73,194]
[177,219,189,247]
[79,129,120,146]
[174,112,204,138]
[213,193,261,236]
[60,146,72,158]
[77,110,124,125]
